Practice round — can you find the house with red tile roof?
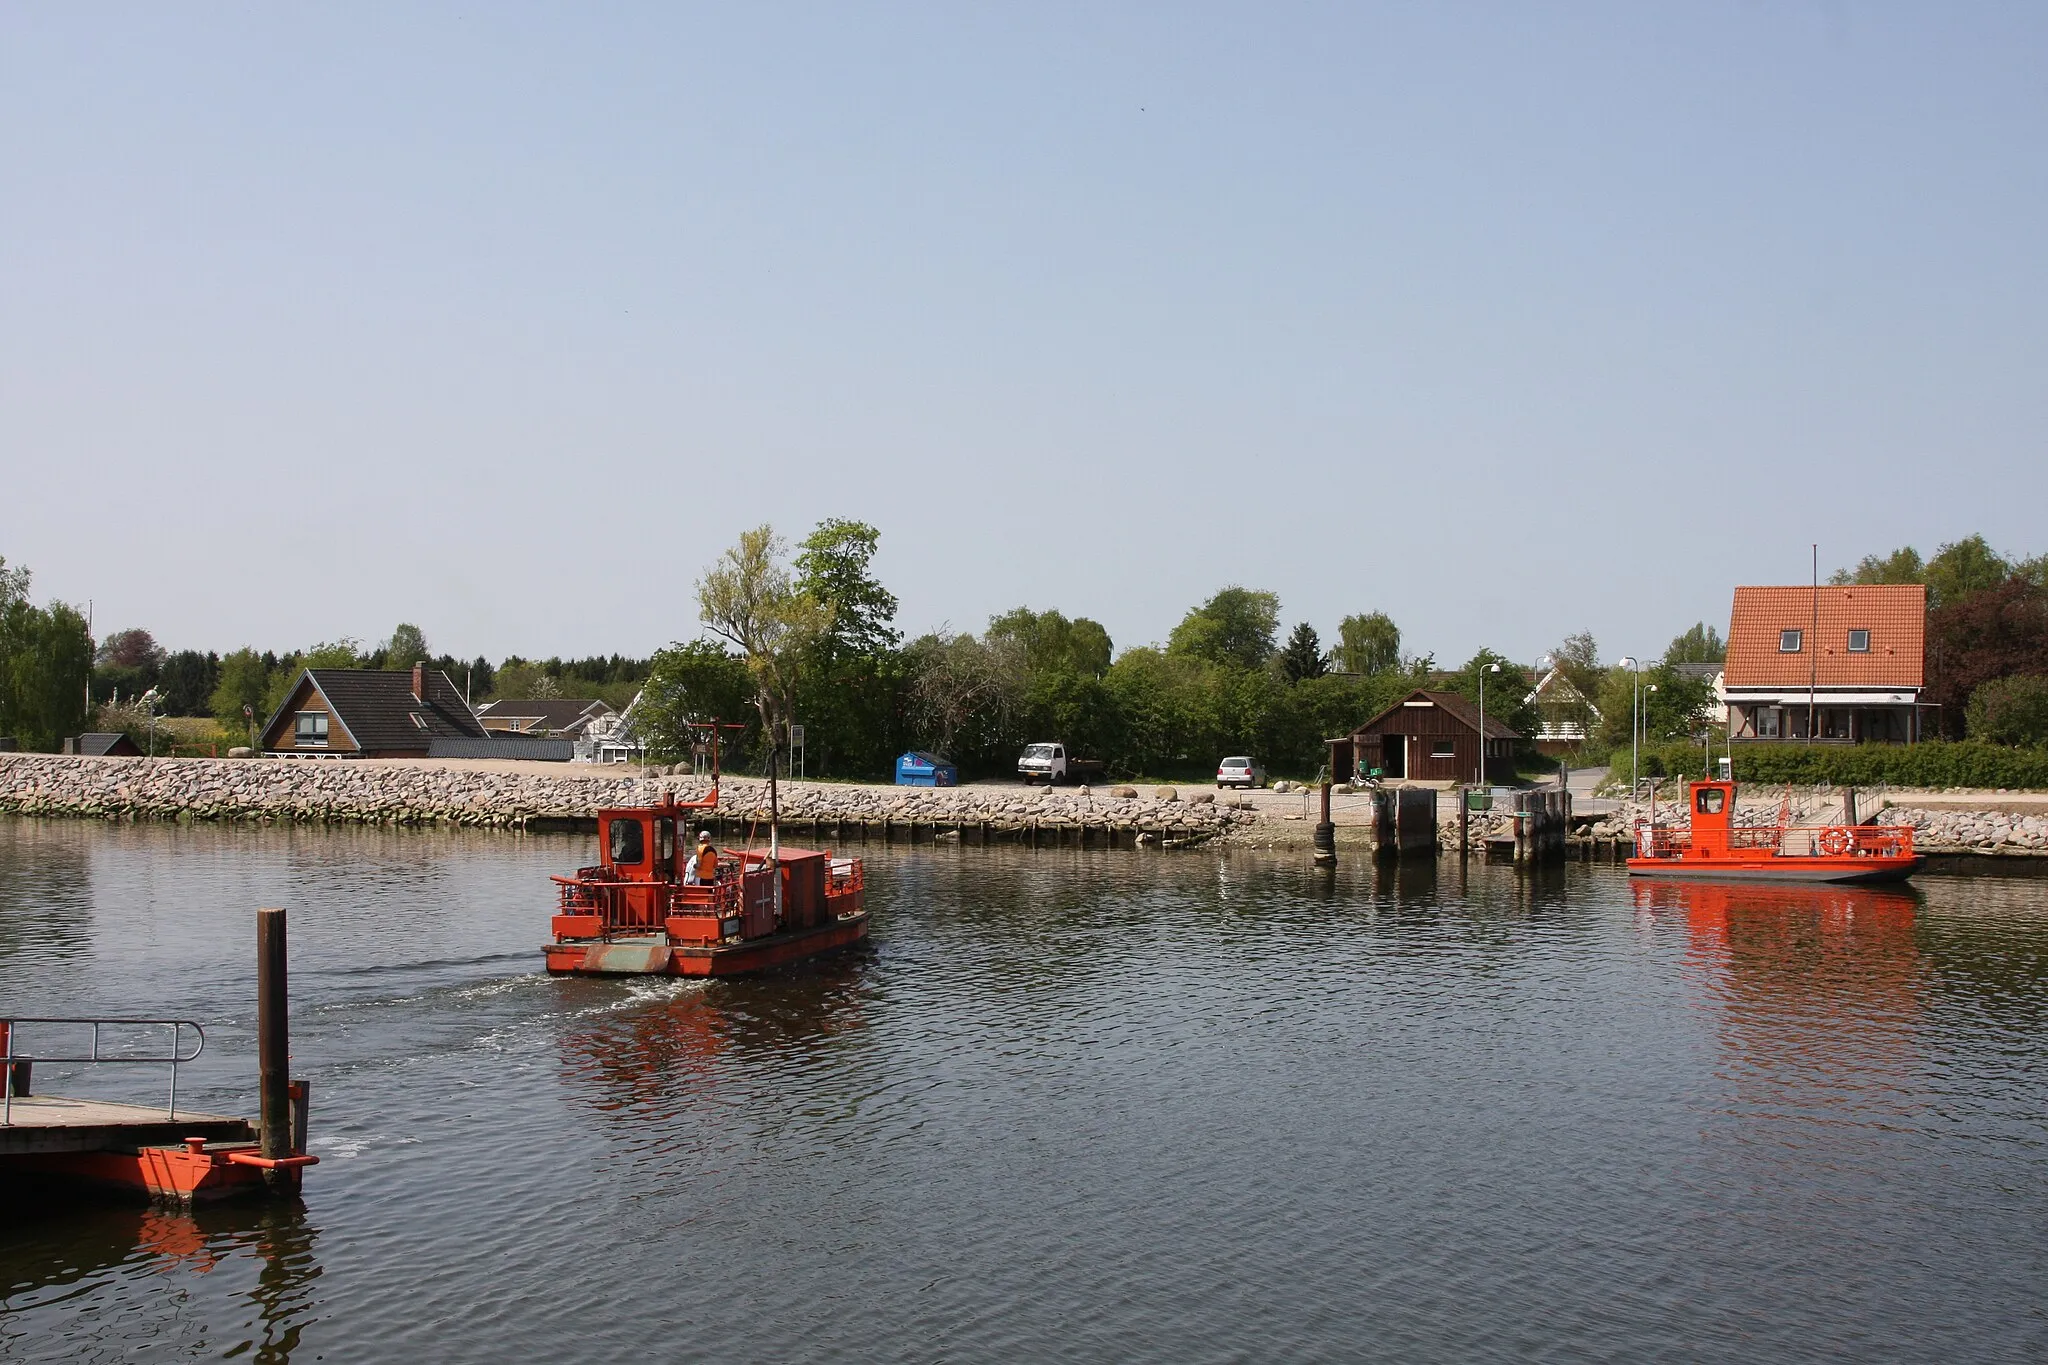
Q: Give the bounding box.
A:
[1722,584,1926,744]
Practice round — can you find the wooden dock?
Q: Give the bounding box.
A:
[1,1095,252,1157]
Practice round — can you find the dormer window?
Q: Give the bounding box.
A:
[1779,630,1803,653]
[410,713,429,731]
[1847,629,1870,653]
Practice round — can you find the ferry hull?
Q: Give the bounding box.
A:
[544,913,869,978]
[1626,856,1923,885]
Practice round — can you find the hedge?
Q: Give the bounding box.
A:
[1606,739,2048,790]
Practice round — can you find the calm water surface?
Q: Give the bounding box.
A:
[2,818,2045,1362]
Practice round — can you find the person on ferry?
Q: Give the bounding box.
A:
[684,830,718,886]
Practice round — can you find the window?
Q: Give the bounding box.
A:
[1779,630,1803,653]
[293,712,328,747]
[1696,787,1725,815]
[655,818,675,864]
[608,818,645,865]
[1429,739,1456,759]
[1847,629,1870,653]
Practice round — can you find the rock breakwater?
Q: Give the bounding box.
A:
[0,756,1254,845]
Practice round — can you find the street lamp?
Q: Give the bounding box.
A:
[1619,657,1642,798]
[1478,662,1502,787]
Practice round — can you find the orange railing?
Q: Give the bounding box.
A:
[1633,824,1916,860]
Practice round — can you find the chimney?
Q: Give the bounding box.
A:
[411,662,425,705]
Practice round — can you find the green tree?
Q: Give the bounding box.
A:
[1167,587,1280,672]
[1596,660,1716,751]
[158,650,219,716]
[794,519,900,657]
[635,641,759,764]
[1965,674,2048,747]
[1334,612,1401,675]
[1279,622,1328,682]
[903,630,1027,767]
[1926,576,2048,738]
[698,526,832,831]
[1664,622,1725,664]
[1926,534,2010,610]
[987,607,1113,678]
[383,623,430,667]
[792,518,904,777]
[1831,546,1925,586]
[0,569,92,751]
[211,648,274,744]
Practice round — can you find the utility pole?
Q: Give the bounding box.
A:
[1808,543,1819,744]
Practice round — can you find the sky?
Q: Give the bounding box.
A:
[4,3,2044,669]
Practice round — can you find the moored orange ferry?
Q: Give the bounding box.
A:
[1627,778,1922,884]
[544,730,869,977]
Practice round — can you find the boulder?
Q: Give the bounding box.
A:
[1155,787,1179,803]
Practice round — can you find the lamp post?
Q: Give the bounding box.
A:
[1619,657,1641,799]
[1478,662,1501,787]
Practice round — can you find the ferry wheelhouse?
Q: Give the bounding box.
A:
[1627,779,1922,884]
[544,729,868,976]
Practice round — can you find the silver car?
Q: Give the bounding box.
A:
[1215,756,1265,789]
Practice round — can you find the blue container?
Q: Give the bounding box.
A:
[895,751,958,787]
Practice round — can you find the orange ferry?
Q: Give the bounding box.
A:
[1627,778,1922,884]
[543,729,868,977]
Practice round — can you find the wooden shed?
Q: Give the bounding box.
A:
[1327,689,1522,785]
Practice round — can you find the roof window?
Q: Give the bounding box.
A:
[1847,629,1870,653]
[1779,630,1803,653]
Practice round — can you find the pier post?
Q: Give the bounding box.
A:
[1313,782,1336,864]
[1459,788,1470,859]
[257,907,292,1185]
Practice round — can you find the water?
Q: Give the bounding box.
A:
[3,818,2046,1363]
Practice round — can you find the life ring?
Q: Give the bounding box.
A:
[1818,827,1851,856]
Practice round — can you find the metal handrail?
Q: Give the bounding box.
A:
[2,1017,206,1126]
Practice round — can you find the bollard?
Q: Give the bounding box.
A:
[1312,781,1336,864]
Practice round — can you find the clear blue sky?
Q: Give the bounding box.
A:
[4,4,2043,668]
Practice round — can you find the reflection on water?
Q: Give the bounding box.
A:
[3,817,2048,1363]
[2,1197,319,1364]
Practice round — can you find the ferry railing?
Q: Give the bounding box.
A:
[2,1017,206,1126]
[552,870,743,939]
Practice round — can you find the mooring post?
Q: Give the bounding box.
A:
[257,907,291,1173]
[1313,781,1336,865]
[1459,787,1470,859]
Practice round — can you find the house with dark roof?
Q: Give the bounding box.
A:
[1723,585,1926,744]
[1327,689,1523,785]
[257,664,487,758]
[75,732,143,757]
[474,697,616,737]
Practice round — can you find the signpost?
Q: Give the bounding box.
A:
[789,723,806,780]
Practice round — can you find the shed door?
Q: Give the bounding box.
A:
[1381,735,1405,779]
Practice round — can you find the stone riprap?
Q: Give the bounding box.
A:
[0,755,1255,842]
[1885,807,2048,853]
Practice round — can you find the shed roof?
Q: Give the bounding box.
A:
[1350,689,1522,740]
[263,668,486,751]
[1723,585,1925,689]
[77,732,141,756]
[475,697,613,733]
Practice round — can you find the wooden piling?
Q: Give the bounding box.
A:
[256,907,291,1181]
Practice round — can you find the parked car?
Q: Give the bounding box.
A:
[1017,742,1106,785]
[1215,756,1266,789]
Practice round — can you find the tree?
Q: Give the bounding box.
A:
[635,641,758,764]
[383,623,430,667]
[1965,675,2048,747]
[158,650,219,716]
[697,526,832,841]
[987,607,1113,679]
[97,628,164,671]
[1664,622,1725,664]
[1926,535,2011,610]
[1167,587,1280,672]
[1334,612,1401,676]
[1926,577,2048,738]
[0,564,92,751]
[211,649,274,744]
[1831,546,1925,587]
[903,630,1027,765]
[1279,623,1328,682]
[794,519,900,657]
